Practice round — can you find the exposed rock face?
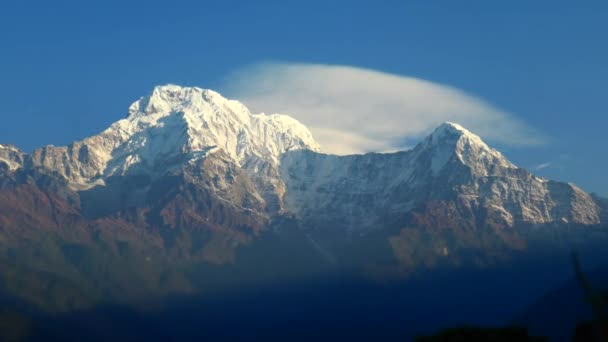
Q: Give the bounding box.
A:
[0,144,24,172]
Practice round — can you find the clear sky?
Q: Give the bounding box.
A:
[1,1,607,195]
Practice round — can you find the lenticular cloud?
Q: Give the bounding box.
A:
[223,62,547,155]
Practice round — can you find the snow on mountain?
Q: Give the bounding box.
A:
[0,144,24,171]
[0,85,601,232]
[423,122,515,176]
[27,85,319,189]
[280,122,600,230]
[280,150,419,231]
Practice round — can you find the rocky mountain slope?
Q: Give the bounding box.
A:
[0,84,606,310]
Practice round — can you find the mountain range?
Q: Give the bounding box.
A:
[0,84,607,316]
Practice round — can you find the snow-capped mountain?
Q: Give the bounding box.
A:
[0,85,601,232]
[9,85,318,216]
[0,84,606,311]
[280,122,599,232]
[26,85,319,189]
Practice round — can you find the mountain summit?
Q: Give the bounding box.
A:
[417,121,515,177]
[19,85,319,191]
[281,120,599,232]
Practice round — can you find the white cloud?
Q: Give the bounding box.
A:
[533,162,553,171]
[222,62,547,155]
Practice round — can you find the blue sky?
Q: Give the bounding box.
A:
[1,1,607,195]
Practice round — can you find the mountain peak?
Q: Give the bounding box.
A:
[150,84,223,101]
[438,121,468,132]
[427,122,489,153]
[127,84,232,119]
[431,122,483,145]
[121,85,319,160]
[26,84,320,189]
[422,122,515,175]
